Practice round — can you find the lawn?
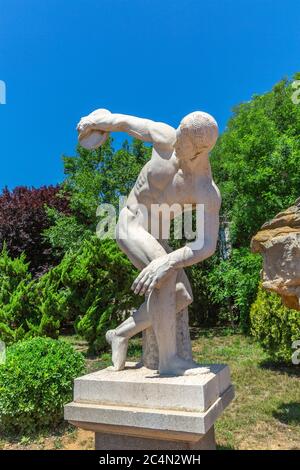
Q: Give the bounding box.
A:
[1,330,299,450]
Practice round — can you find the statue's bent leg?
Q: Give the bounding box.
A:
[147,276,203,375]
[106,207,192,371]
[106,275,193,370]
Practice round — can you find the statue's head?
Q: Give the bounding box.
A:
[175,111,218,161]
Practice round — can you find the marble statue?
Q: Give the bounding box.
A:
[77,109,221,376]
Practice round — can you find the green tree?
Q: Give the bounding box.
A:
[0,237,139,352]
[211,75,300,247]
[208,248,262,331]
[199,74,300,330]
[62,137,150,222]
[45,138,151,255]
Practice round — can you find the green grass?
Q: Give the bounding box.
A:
[1,331,299,450]
[191,331,300,450]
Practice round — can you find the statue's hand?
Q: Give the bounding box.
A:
[132,255,176,296]
[77,108,111,138]
[77,116,95,137]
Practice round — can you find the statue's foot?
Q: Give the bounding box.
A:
[105,330,129,371]
[159,355,210,376]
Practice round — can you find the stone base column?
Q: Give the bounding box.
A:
[65,362,234,451]
[94,426,216,450]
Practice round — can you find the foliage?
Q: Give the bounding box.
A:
[0,245,34,344]
[37,139,149,345]
[0,337,85,435]
[250,285,300,363]
[44,138,151,259]
[187,258,219,326]
[43,207,92,258]
[208,248,262,331]
[0,243,31,306]
[48,236,139,352]
[170,76,300,329]
[211,74,300,247]
[63,138,150,221]
[0,186,71,275]
[0,237,139,353]
[199,75,300,329]
[0,244,61,345]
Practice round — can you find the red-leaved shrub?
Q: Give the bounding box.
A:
[0,186,71,275]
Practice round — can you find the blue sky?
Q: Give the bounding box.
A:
[0,0,299,189]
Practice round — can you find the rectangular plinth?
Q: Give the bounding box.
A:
[65,361,234,449]
[65,383,234,436]
[73,361,231,412]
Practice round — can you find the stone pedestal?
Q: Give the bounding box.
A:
[65,362,234,450]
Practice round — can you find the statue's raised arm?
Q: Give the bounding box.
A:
[77,108,176,150]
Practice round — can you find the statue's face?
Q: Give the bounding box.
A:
[174,112,218,162]
[175,127,211,162]
[175,128,194,160]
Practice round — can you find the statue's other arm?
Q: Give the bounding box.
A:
[167,208,220,269]
[77,109,176,150]
[132,198,221,295]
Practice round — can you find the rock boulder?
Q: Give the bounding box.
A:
[251,198,300,310]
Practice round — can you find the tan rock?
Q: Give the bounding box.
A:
[251,198,300,310]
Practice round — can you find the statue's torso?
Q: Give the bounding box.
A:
[127,148,221,216]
